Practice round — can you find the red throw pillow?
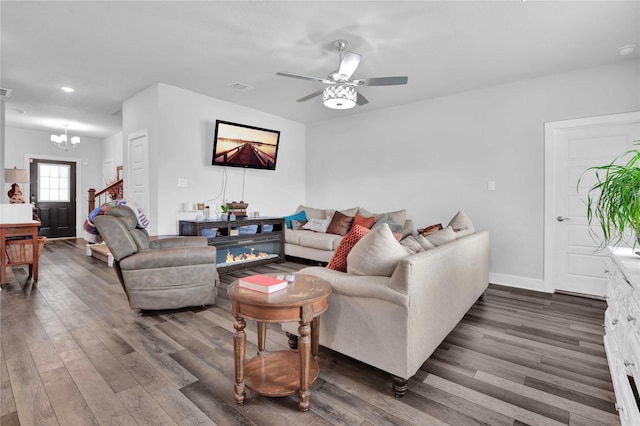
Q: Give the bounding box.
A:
[353,213,375,229]
[327,225,371,272]
[418,223,443,236]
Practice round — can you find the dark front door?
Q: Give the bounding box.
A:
[30,159,77,238]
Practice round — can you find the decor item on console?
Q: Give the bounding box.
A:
[283,210,489,396]
[4,166,29,203]
[226,201,248,219]
[580,141,640,249]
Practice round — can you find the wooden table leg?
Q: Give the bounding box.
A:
[257,321,266,355]
[31,226,38,282]
[298,304,313,412]
[233,317,246,404]
[311,317,320,358]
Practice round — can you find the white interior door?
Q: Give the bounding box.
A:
[545,111,640,297]
[128,130,149,216]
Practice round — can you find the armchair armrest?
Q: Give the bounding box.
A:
[119,245,217,270]
[149,236,208,249]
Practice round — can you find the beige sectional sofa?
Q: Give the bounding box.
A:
[284,205,413,263]
[282,210,489,396]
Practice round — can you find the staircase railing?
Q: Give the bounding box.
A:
[88,179,123,212]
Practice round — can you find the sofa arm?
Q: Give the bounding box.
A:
[119,245,217,270]
[149,236,208,249]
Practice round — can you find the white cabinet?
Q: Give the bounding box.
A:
[605,248,640,425]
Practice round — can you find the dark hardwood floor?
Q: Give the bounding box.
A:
[0,238,618,425]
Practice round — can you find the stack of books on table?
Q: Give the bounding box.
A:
[239,275,288,293]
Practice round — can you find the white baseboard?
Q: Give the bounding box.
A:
[489,273,550,293]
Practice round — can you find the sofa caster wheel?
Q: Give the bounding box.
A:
[286,332,299,349]
[392,376,408,397]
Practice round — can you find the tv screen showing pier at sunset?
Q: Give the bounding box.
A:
[212,120,280,170]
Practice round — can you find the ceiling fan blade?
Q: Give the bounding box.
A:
[296,89,324,103]
[356,92,369,106]
[338,51,361,80]
[358,76,408,86]
[276,72,331,84]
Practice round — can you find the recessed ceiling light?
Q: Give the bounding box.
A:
[618,44,636,56]
[60,86,75,93]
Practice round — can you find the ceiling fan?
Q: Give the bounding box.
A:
[276,39,408,110]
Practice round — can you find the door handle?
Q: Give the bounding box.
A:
[556,216,571,222]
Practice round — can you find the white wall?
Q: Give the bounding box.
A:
[3,127,104,234]
[124,83,306,236]
[101,131,123,182]
[306,60,640,291]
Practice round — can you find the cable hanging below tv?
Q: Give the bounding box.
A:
[212,120,280,170]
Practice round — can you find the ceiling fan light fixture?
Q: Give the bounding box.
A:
[323,85,357,110]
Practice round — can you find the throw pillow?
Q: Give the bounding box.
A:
[326,211,354,236]
[415,234,436,250]
[302,218,331,233]
[291,219,307,231]
[372,214,403,233]
[425,225,456,246]
[353,213,375,229]
[347,223,408,277]
[418,223,443,236]
[326,225,371,272]
[284,211,307,229]
[400,235,425,255]
[358,208,407,227]
[447,210,475,238]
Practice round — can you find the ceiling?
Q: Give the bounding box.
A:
[2,1,639,139]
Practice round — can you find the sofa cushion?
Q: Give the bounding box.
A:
[418,223,443,236]
[359,208,407,227]
[326,211,354,236]
[291,219,307,230]
[285,229,306,244]
[284,211,307,229]
[372,214,403,234]
[347,223,408,277]
[302,218,331,233]
[415,234,436,250]
[400,235,424,254]
[296,205,328,220]
[298,231,343,251]
[447,210,475,238]
[327,225,371,272]
[425,225,456,246]
[353,213,375,229]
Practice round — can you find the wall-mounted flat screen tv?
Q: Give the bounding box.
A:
[212,120,280,170]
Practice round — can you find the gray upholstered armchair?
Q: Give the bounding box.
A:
[93,205,219,311]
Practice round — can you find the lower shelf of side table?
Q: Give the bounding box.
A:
[244,351,319,397]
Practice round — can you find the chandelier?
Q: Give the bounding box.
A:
[323,84,357,110]
[51,126,80,151]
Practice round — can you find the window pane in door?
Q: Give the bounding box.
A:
[38,163,71,202]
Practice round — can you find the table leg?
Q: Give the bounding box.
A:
[257,321,266,354]
[298,320,311,412]
[311,317,320,358]
[233,317,246,404]
[31,227,38,282]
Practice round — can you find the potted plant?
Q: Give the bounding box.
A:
[580,142,640,249]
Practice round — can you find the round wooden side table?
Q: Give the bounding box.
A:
[227,273,332,412]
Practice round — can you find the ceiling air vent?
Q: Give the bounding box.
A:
[228,82,254,92]
[0,87,12,99]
